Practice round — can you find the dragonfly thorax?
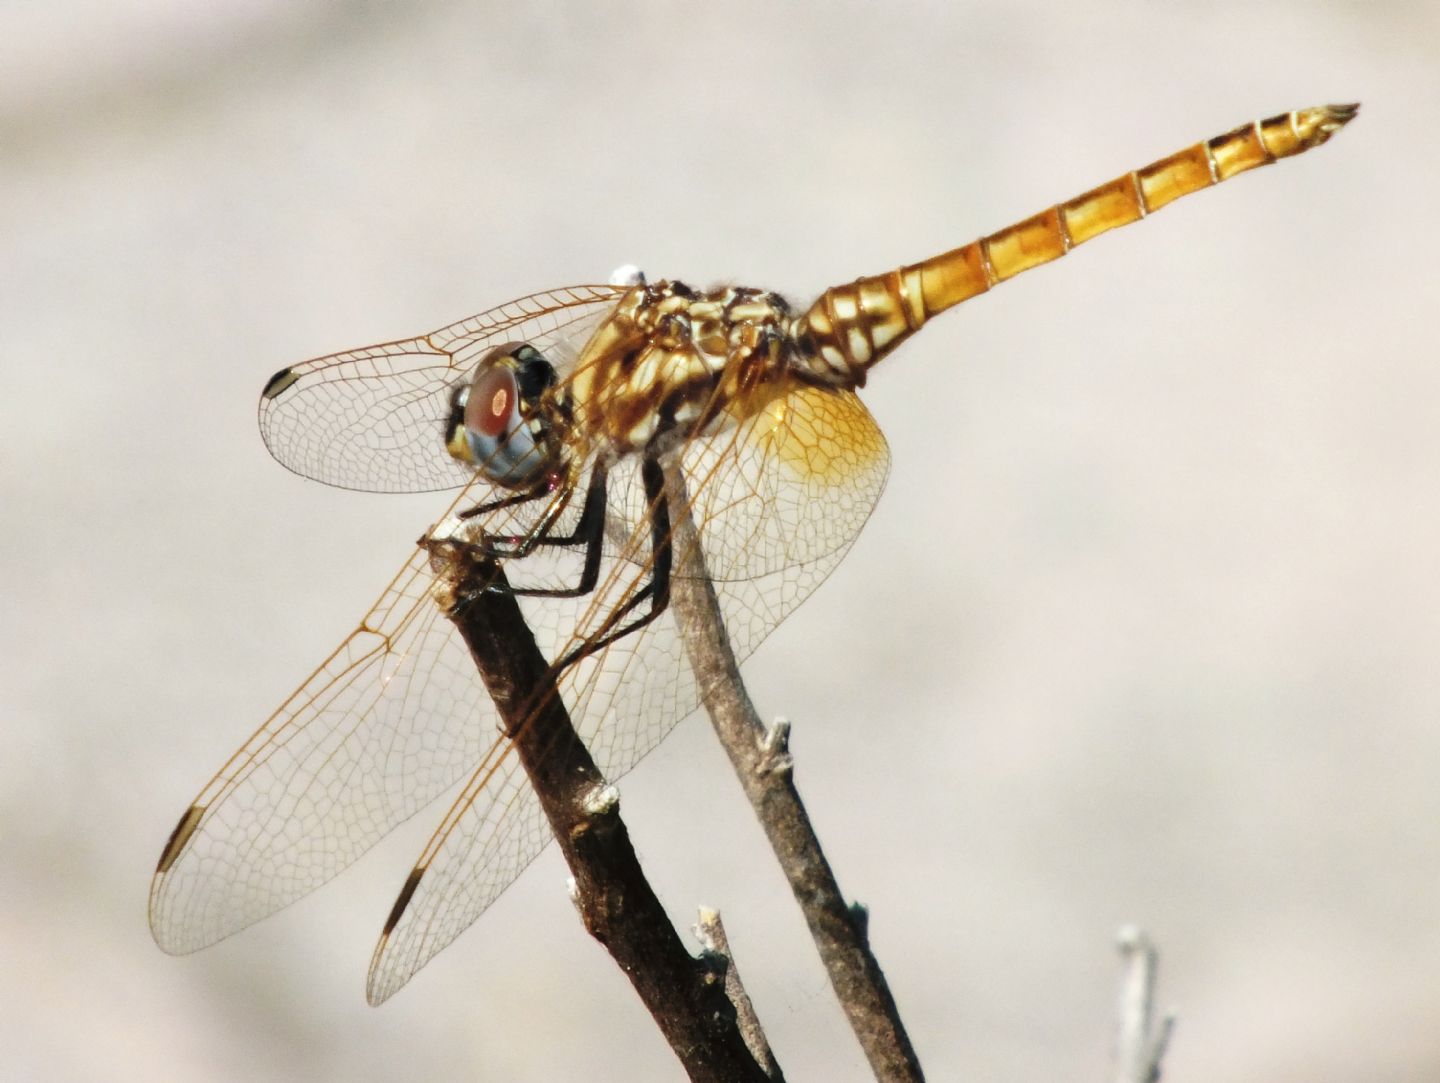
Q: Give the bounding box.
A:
[445,342,561,488]
[567,280,803,457]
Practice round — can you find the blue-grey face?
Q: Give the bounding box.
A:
[446,343,556,487]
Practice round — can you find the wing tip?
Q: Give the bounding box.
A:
[366,864,427,1006]
[155,803,206,875]
[382,865,426,937]
[261,366,301,401]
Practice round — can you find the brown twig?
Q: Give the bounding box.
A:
[660,460,926,1082]
[437,547,774,1083]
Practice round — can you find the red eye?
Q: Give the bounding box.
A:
[466,366,518,438]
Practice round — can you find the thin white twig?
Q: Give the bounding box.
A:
[1113,926,1176,1083]
[695,908,784,1081]
[661,459,924,1081]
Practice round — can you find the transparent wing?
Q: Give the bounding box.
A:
[257,285,625,493]
[366,381,890,1002]
[147,478,519,955]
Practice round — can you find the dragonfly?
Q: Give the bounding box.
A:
[150,104,1356,1005]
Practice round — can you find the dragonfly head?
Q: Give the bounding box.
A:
[446,342,562,487]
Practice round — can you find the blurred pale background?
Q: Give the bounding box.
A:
[2,2,1436,1080]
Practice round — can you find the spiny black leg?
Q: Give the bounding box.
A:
[458,484,551,521]
[505,463,608,600]
[472,483,576,561]
[436,464,609,602]
[447,480,565,562]
[528,462,609,549]
[554,456,672,670]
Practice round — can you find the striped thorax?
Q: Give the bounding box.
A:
[564,280,794,457]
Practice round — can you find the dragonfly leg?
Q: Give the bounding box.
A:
[460,482,577,562]
[457,485,551,522]
[433,466,609,600]
[502,464,607,599]
[554,456,672,669]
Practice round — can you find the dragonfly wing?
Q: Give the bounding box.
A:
[366,745,547,1006]
[590,380,890,759]
[365,381,889,999]
[148,483,515,955]
[683,380,892,584]
[258,285,624,493]
[365,501,688,1002]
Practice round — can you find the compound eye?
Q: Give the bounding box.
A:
[448,344,551,487]
[465,364,520,439]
